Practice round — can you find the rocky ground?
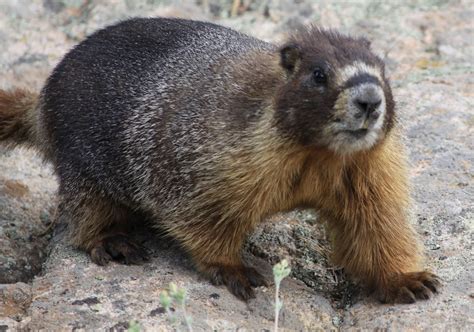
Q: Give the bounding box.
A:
[0,0,473,330]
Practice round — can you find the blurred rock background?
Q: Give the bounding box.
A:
[0,0,472,330]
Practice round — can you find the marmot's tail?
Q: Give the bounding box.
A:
[0,89,40,150]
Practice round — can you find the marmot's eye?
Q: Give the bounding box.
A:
[313,68,327,84]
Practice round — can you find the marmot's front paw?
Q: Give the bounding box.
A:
[206,264,268,301]
[378,271,441,304]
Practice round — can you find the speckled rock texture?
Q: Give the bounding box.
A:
[0,0,472,330]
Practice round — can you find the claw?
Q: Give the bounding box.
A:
[379,271,441,304]
[90,234,150,266]
[206,264,267,301]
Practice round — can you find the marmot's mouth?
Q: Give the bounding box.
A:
[345,128,368,138]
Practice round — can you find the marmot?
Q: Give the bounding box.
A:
[0,17,440,303]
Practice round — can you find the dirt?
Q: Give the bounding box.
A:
[0,0,472,330]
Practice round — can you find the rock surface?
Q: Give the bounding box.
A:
[0,0,473,330]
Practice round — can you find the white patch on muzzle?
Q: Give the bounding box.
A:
[325,62,387,154]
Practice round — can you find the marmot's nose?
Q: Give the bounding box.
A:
[353,83,383,120]
[355,97,382,116]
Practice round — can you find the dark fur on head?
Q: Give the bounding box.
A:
[275,26,395,153]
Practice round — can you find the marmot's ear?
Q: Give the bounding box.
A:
[280,44,301,73]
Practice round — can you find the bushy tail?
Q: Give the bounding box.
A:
[0,89,40,150]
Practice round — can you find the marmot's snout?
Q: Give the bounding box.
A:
[326,62,390,154]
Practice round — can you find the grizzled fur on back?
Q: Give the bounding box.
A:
[41,18,276,208]
[0,17,440,302]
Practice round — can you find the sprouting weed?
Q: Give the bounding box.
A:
[273,259,291,332]
[160,282,193,332]
[160,290,172,314]
[127,320,141,332]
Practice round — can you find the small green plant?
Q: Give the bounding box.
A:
[127,320,141,332]
[160,282,193,332]
[273,259,291,332]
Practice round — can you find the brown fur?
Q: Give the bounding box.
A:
[163,106,437,302]
[0,89,38,149]
[58,186,148,265]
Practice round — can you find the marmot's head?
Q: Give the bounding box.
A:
[274,27,394,154]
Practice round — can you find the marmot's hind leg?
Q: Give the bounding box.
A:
[90,233,149,266]
[58,187,149,265]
